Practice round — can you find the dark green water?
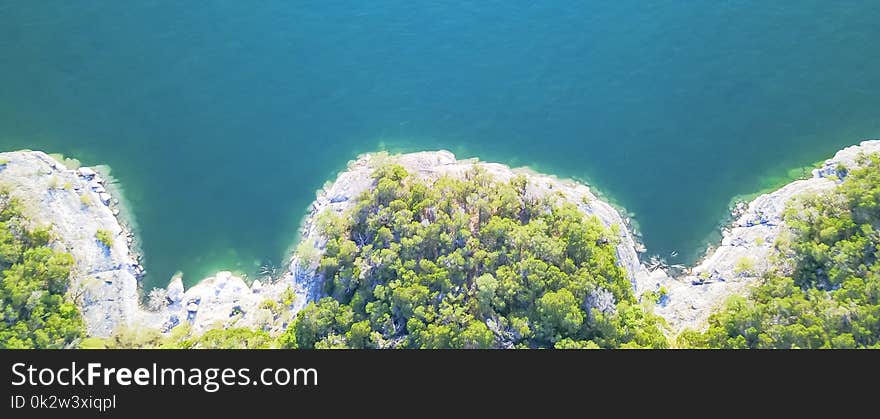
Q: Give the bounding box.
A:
[2,2,879,288]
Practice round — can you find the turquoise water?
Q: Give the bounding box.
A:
[2,2,879,288]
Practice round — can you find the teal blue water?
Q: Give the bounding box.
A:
[2,2,879,288]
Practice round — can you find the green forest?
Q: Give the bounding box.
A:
[0,192,83,348]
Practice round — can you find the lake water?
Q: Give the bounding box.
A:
[2,1,879,288]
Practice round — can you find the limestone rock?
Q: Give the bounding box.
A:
[166,277,184,304]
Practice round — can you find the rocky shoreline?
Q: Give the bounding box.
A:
[0,151,300,337]
[0,151,144,337]
[2,140,878,338]
[639,139,880,333]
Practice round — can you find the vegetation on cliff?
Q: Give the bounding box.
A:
[82,324,276,349]
[279,164,668,349]
[0,192,83,348]
[681,154,880,349]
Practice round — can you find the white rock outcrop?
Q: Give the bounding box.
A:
[136,270,296,335]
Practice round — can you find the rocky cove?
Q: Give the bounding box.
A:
[2,140,879,339]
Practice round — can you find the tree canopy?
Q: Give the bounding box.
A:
[279,164,668,349]
[0,193,83,348]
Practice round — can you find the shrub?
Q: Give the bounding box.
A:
[146,288,168,311]
[95,229,114,249]
[733,257,755,275]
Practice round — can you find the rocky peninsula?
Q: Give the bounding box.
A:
[2,140,879,339]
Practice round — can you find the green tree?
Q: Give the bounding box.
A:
[0,195,83,349]
[95,229,114,249]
